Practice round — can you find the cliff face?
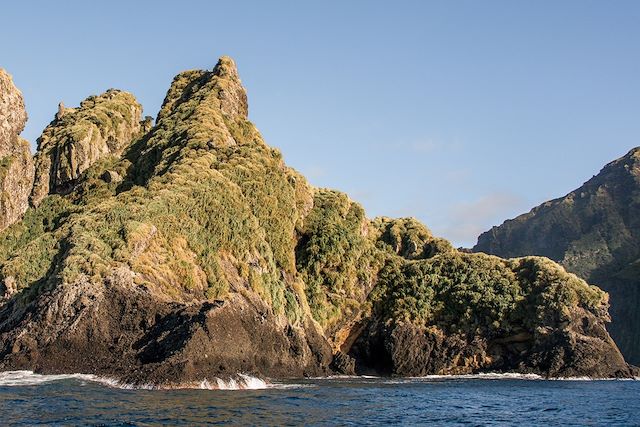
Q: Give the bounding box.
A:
[474,148,640,365]
[0,70,34,233]
[0,57,634,385]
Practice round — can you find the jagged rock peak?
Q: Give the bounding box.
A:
[0,69,28,156]
[213,56,248,118]
[213,56,240,80]
[0,68,34,232]
[30,88,144,206]
[157,56,248,123]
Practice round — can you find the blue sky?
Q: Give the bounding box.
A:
[2,1,639,247]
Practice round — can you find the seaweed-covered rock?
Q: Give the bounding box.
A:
[0,69,34,233]
[30,89,143,206]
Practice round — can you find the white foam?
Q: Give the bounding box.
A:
[0,370,98,386]
[413,372,544,380]
[0,370,269,390]
[307,372,639,382]
[207,374,268,390]
[0,370,634,389]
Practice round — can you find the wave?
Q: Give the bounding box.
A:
[308,372,639,382]
[0,370,98,386]
[0,371,270,390]
[0,370,635,390]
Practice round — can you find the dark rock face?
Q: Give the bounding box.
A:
[474,148,640,365]
[351,306,637,378]
[0,275,332,384]
[0,69,34,232]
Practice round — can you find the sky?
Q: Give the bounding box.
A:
[2,0,639,247]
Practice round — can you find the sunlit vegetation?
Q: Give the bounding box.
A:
[0,56,609,343]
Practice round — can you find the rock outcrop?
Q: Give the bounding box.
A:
[474,147,640,365]
[0,69,34,232]
[350,254,632,377]
[30,89,144,206]
[0,57,635,385]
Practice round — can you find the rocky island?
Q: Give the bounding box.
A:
[0,57,636,387]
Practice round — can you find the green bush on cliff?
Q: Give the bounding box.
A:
[372,252,522,333]
[0,196,74,291]
[370,217,454,259]
[296,189,383,331]
[510,256,607,328]
[369,251,609,336]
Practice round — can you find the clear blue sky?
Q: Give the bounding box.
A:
[3,1,639,247]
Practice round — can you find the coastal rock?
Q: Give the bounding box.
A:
[0,69,34,232]
[0,56,635,384]
[347,254,636,378]
[473,147,640,365]
[0,69,27,151]
[0,57,331,384]
[0,270,332,384]
[30,89,143,206]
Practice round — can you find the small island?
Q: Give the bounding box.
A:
[0,57,636,387]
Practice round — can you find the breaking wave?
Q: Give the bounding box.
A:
[0,370,97,386]
[0,371,270,390]
[310,372,639,382]
[0,370,634,390]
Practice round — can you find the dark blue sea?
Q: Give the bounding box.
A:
[0,371,639,426]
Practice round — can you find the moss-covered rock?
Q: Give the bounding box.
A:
[30,89,144,206]
[0,57,634,384]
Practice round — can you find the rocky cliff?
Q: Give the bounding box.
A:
[0,70,34,233]
[30,89,145,206]
[0,57,635,386]
[474,148,640,365]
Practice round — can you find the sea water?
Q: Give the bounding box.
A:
[0,371,639,426]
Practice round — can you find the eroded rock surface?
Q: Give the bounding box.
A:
[0,69,34,232]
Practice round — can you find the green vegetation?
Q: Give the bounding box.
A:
[0,56,610,351]
[296,189,383,332]
[0,195,74,291]
[30,89,144,205]
[366,252,608,338]
[1,57,311,326]
[370,217,453,259]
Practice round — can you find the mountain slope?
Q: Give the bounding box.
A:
[474,148,640,364]
[0,57,635,385]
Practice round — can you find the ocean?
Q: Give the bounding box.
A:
[0,371,639,426]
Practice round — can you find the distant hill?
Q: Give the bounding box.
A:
[474,148,640,364]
